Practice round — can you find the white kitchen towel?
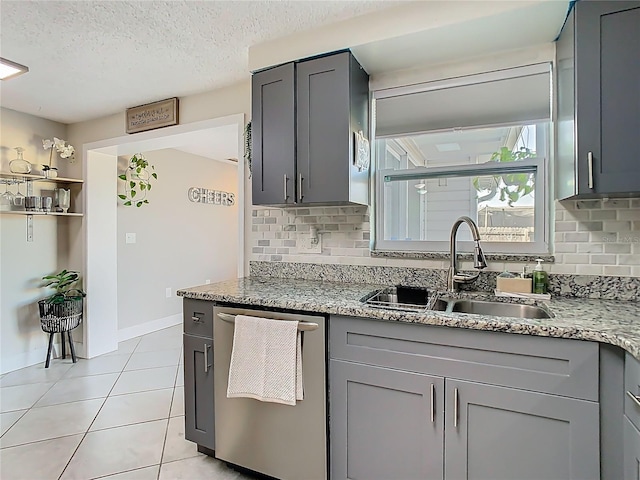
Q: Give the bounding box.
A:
[227,315,303,406]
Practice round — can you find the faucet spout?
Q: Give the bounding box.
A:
[447,216,487,292]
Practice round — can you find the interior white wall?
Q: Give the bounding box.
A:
[116,148,238,339]
[0,108,74,374]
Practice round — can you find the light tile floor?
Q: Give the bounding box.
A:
[0,325,253,480]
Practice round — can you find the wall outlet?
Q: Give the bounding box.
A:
[298,232,322,254]
[205,279,211,284]
[125,233,136,244]
[165,287,171,298]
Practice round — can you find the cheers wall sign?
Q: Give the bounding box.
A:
[188,187,235,206]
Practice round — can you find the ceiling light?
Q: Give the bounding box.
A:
[435,143,461,152]
[0,58,29,80]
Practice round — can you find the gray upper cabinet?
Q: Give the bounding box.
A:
[251,63,296,205]
[556,1,640,199]
[251,51,369,206]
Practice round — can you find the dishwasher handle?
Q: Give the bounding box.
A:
[217,312,318,332]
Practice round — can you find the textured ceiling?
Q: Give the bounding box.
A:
[0,0,403,124]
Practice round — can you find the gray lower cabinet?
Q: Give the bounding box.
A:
[625,416,640,480]
[183,333,215,451]
[330,359,444,480]
[329,316,601,480]
[445,379,600,480]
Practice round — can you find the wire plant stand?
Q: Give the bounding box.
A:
[38,297,83,367]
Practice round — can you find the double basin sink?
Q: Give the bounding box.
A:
[363,285,551,319]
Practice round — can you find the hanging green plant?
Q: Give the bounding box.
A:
[117,153,157,207]
[244,121,252,178]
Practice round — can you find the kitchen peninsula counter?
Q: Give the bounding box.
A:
[177,277,640,360]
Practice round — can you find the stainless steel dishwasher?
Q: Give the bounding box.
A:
[213,306,327,480]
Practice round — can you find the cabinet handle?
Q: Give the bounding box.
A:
[587,151,594,189]
[430,383,435,423]
[191,315,202,323]
[628,391,640,409]
[454,387,459,428]
[283,174,289,202]
[204,343,211,373]
[298,174,304,202]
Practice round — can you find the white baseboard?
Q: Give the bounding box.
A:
[118,314,182,342]
[0,340,82,375]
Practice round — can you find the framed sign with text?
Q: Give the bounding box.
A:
[126,97,179,134]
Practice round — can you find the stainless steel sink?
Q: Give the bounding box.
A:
[449,299,551,319]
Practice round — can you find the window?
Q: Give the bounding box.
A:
[373,63,551,254]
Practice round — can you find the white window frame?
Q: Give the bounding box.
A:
[372,62,552,256]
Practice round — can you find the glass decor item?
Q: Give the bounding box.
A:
[9,147,32,174]
[54,188,70,213]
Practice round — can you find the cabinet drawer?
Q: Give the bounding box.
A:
[183,298,213,338]
[626,352,640,431]
[330,316,599,401]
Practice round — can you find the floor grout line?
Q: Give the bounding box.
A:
[1,327,214,480]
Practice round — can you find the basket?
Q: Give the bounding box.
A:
[38,298,83,333]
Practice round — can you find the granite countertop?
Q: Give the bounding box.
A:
[177,277,640,360]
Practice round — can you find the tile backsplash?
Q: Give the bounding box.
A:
[250,198,640,277]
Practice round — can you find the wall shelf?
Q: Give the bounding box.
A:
[0,171,83,184]
[1,171,84,241]
[0,211,83,217]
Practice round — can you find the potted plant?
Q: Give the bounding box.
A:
[118,153,157,207]
[42,137,75,178]
[39,269,86,367]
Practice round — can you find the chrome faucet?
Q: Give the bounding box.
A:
[447,216,488,292]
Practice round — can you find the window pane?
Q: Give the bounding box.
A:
[382,171,536,244]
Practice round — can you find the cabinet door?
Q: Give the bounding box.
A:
[296,52,352,204]
[444,379,599,480]
[330,359,444,480]
[576,2,640,195]
[251,63,296,205]
[625,415,640,480]
[183,334,214,450]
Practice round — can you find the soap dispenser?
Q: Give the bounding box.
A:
[532,258,548,294]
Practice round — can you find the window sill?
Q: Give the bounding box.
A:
[371,250,555,263]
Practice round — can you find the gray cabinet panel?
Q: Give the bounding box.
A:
[625,416,640,480]
[444,379,600,480]
[627,352,640,431]
[251,63,296,205]
[557,1,640,198]
[296,53,350,203]
[330,359,444,480]
[296,52,369,205]
[183,333,214,450]
[330,316,599,401]
[183,298,213,337]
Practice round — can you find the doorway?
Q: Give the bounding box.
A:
[82,115,245,358]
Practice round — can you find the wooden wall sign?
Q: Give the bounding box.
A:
[126,97,179,134]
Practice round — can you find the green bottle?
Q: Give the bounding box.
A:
[532,258,548,294]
